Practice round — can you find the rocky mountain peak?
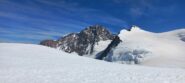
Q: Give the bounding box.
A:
[40,25,115,56]
[80,25,114,41]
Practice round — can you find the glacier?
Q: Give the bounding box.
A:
[100,26,185,68]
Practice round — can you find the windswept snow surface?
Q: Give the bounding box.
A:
[106,26,185,68]
[0,43,185,83]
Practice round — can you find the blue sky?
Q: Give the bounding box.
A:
[0,0,185,43]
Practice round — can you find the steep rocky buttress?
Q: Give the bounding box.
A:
[40,25,115,56]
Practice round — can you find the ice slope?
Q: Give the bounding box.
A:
[106,26,185,68]
[84,40,112,58]
[0,43,185,83]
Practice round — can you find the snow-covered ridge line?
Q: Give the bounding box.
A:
[99,26,185,68]
[121,25,185,34]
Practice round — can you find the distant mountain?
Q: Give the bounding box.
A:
[40,25,115,55]
[40,39,58,48]
[96,26,185,68]
[40,25,185,68]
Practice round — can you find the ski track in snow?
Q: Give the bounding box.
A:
[0,43,185,83]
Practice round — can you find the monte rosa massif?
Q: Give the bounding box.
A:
[0,25,185,83]
[40,25,185,68]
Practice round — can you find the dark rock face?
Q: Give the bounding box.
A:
[40,40,58,48]
[40,25,115,56]
[96,36,122,60]
[181,38,185,42]
[179,33,185,42]
[58,25,114,55]
[58,33,79,53]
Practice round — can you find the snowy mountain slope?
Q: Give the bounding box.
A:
[102,26,185,68]
[0,43,185,83]
[84,40,112,58]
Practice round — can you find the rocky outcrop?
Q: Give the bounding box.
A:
[57,33,79,53]
[40,40,58,48]
[58,25,115,55]
[179,33,185,42]
[40,25,115,56]
[96,36,122,60]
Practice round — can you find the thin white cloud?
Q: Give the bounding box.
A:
[0,0,128,43]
